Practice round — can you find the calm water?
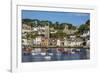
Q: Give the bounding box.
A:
[22,48,90,62]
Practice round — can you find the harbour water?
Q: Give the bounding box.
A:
[22,48,90,62]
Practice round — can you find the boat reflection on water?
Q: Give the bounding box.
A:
[22,48,90,62]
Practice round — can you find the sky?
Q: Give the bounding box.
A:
[22,10,90,26]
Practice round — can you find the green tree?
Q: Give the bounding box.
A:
[78,19,90,34]
[57,31,66,38]
[22,19,33,24]
[86,20,90,25]
[50,30,66,38]
[39,20,51,26]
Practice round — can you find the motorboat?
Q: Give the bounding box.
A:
[40,52,46,56]
[44,56,51,60]
[48,53,53,56]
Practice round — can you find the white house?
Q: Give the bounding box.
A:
[33,27,45,31]
[22,39,28,45]
[64,39,69,46]
[22,39,32,46]
[33,36,42,45]
[57,39,60,46]
[22,24,32,33]
[70,35,76,39]
[86,40,90,47]
[81,31,90,37]
[64,38,83,47]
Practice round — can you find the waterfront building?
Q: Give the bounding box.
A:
[41,37,48,47]
[57,39,60,46]
[22,24,32,46]
[63,25,77,35]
